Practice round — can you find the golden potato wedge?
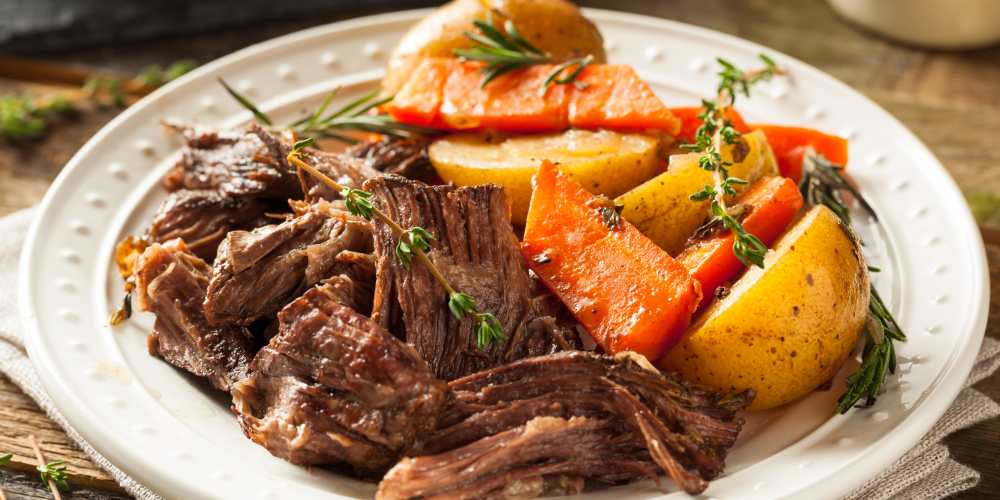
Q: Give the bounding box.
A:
[429,129,661,224]
[615,129,778,254]
[659,205,869,411]
[383,0,607,93]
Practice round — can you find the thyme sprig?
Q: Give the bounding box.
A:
[220,81,435,144]
[287,138,506,349]
[799,149,908,414]
[37,460,69,492]
[455,16,593,91]
[685,55,783,268]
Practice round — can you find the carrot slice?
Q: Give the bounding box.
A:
[388,58,680,134]
[391,58,459,127]
[522,161,702,361]
[677,176,804,311]
[753,125,849,181]
[571,66,680,134]
[670,106,751,144]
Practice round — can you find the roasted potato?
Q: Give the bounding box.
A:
[429,129,661,224]
[383,0,607,94]
[659,205,869,410]
[615,130,778,254]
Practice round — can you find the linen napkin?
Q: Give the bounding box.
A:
[0,207,997,500]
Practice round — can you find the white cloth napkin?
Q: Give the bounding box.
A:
[0,207,997,500]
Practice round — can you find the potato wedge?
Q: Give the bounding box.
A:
[615,129,778,254]
[429,129,661,225]
[383,0,607,94]
[659,205,869,411]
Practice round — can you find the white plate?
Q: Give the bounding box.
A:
[19,8,989,500]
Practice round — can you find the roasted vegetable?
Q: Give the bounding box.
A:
[388,59,681,134]
[521,161,702,361]
[661,205,869,410]
[428,129,661,224]
[616,129,778,254]
[382,0,607,94]
[754,124,849,181]
[677,176,804,311]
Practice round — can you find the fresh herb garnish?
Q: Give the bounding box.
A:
[598,201,624,230]
[800,149,908,414]
[287,144,506,349]
[685,55,783,268]
[220,82,434,143]
[0,452,11,465]
[455,15,592,92]
[37,460,69,491]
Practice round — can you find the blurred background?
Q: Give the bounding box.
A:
[0,1,998,499]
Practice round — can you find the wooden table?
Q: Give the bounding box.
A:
[1,0,998,498]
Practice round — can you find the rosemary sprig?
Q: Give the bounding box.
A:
[220,82,434,143]
[799,149,908,414]
[287,138,506,349]
[455,16,592,91]
[685,55,783,268]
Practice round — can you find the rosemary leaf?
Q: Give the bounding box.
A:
[219,78,273,125]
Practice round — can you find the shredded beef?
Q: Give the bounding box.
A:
[231,284,449,475]
[204,201,372,326]
[345,136,435,181]
[163,122,301,200]
[134,240,255,391]
[377,351,753,498]
[146,189,271,261]
[294,146,381,202]
[365,175,579,380]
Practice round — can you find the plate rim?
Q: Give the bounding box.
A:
[18,7,989,500]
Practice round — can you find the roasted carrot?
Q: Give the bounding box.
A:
[522,161,702,361]
[677,176,804,311]
[670,106,750,144]
[753,125,849,181]
[388,58,680,134]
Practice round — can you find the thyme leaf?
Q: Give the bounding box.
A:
[686,54,783,268]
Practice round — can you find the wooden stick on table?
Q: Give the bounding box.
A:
[28,435,62,500]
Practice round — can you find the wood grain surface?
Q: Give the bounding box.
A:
[1,0,998,498]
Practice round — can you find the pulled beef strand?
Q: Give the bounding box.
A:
[231,283,450,475]
[379,351,753,497]
[204,201,372,326]
[345,136,435,181]
[146,189,271,262]
[134,240,255,391]
[366,175,579,380]
[378,416,658,500]
[163,122,301,200]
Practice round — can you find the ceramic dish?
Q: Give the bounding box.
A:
[19,8,989,499]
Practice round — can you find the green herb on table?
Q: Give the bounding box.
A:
[684,54,784,268]
[1,60,197,142]
[967,192,1000,226]
[37,460,69,491]
[799,149,908,414]
[286,139,506,349]
[455,15,592,92]
[220,83,435,144]
[0,453,11,465]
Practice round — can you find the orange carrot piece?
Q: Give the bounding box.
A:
[388,58,680,134]
[570,65,680,134]
[390,58,458,127]
[677,176,804,311]
[670,106,751,144]
[753,125,849,181]
[522,161,702,361]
